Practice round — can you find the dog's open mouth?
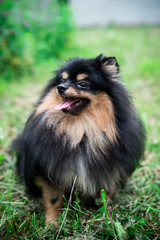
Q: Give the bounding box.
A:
[55,98,89,114]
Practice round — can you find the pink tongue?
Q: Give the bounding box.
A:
[55,99,79,110]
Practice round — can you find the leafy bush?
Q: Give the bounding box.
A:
[0,0,31,79]
[0,0,73,80]
[32,1,73,60]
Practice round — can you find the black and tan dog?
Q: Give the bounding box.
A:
[13,54,145,225]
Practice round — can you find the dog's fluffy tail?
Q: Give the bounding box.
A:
[12,134,25,181]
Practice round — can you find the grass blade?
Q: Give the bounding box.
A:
[101,189,108,225]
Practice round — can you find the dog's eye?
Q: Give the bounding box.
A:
[78,81,88,89]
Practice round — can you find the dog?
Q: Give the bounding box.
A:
[13,54,145,225]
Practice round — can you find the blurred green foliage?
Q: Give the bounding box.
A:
[0,0,73,80]
[0,0,26,79]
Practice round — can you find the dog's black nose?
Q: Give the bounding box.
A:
[57,84,68,94]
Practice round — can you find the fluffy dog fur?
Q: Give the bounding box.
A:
[13,54,145,225]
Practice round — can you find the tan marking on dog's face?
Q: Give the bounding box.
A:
[34,86,83,119]
[35,177,64,226]
[34,86,83,118]
[62,72,69,80]
[77,73,88,81]
[65,86,79,97]
[34,88,62,118]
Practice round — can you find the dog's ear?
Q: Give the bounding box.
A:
[95,54,119,76]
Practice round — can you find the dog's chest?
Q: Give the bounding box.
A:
[60,150,97,196]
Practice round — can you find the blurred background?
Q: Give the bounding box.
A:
[0,1,160,239]
[0,0,160,80]
[72,0,160,27]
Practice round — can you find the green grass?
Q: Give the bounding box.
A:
[0,26,160,239]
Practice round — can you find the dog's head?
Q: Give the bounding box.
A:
[34,54,119,121]
[53,54,119,115]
